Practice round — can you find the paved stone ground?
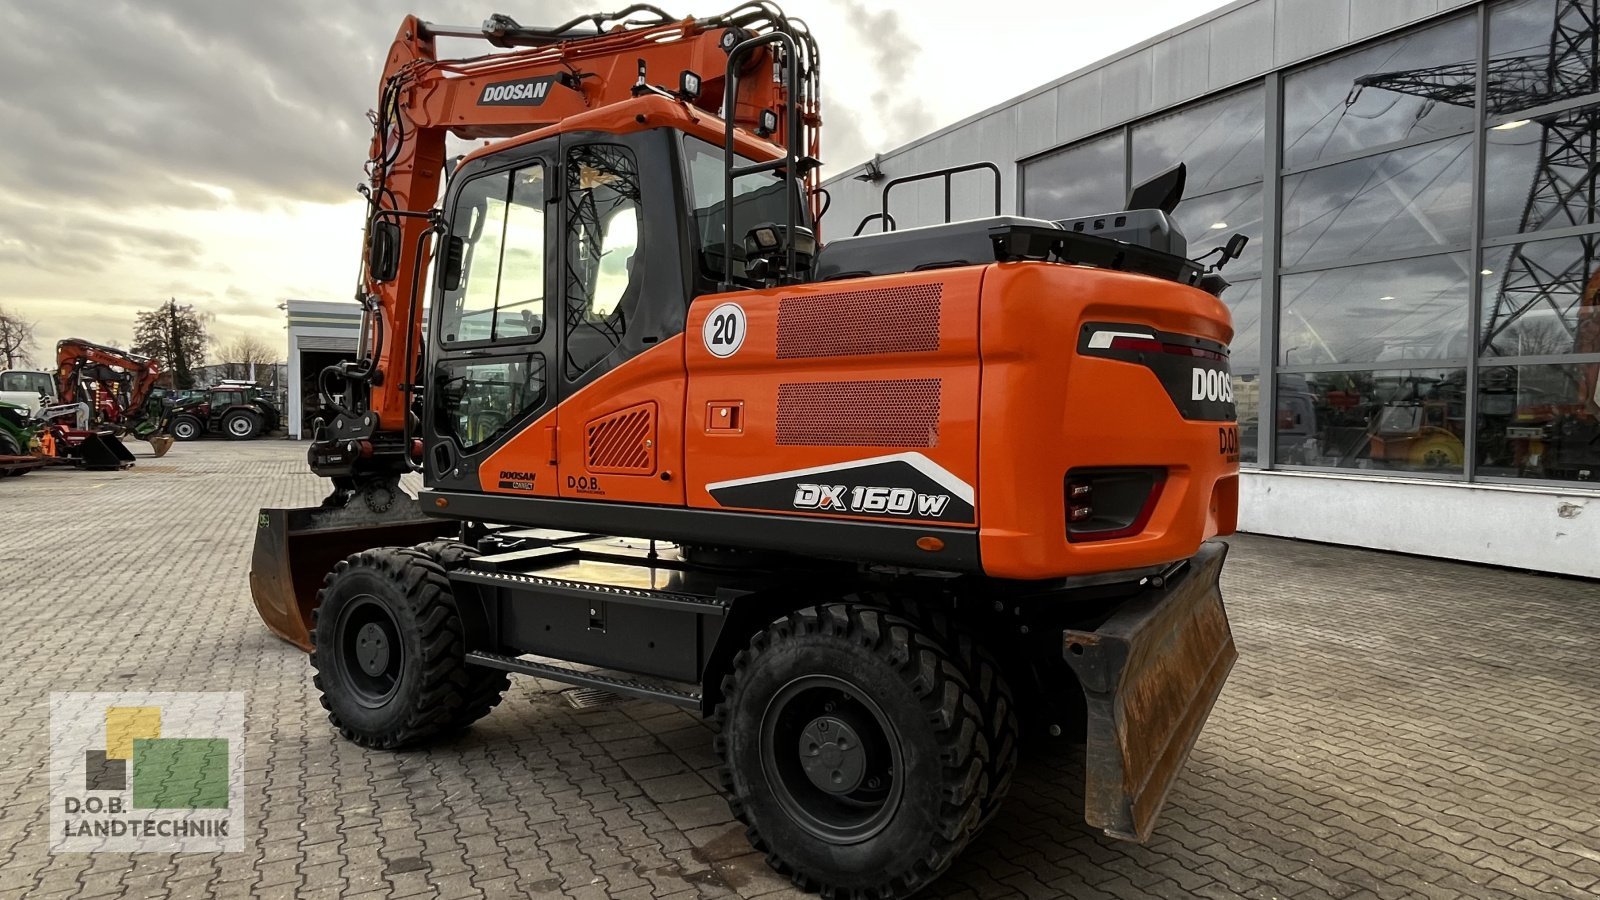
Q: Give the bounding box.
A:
[1,440,1598,900]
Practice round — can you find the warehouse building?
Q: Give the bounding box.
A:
[284,299,360,439]
[822,0,1599,577]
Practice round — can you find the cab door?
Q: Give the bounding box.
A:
[424,140,562,498]
[550,131,687,506]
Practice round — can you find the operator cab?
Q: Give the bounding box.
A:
[422,117,811,492]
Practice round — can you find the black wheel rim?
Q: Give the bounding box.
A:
[335,595,403,708]
[760,674,903,844]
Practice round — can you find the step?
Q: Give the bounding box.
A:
[465,651,702,710]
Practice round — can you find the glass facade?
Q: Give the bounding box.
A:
[1018,0,1600,486]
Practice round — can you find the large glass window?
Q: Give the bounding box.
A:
[1279,136,1475,269]
[564,144,642,379]
[1132,86,1265,195]
[1223,278,1263,365]
[1282,15,1477,170]
[683,138,802,281]
[1021,131,1126,222]
[1477,361,1600,482]
[1482,103,1600,238]
[1279,253,1473,366]
[1480,233,1600,357]
[1488,0,1600,115]
[440,164,546,345]
[1275,368,1468,474]
[1169,184,1264,277]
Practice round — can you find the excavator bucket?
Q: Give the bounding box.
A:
[250,500,455,650]
[147,434,174,458]
[1064,541,1236,842]
[67,432,138,470]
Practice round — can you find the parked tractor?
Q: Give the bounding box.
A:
[170,381,281,441]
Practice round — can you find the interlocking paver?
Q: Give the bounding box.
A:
[1,440,1597,899]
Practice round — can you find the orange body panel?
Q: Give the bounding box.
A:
[461,261,1239,582]
[684,269,984,526]
[976,263,1238,579]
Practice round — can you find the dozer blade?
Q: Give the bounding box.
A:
[1063,540,1236,843]
[68,432,138,470]
[250,499,455,650]
[147,434,174,458]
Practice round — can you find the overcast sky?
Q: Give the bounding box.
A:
[0,0,1234,363]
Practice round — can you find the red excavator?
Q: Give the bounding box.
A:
[47,338,174,463]
[250,6,1245,896]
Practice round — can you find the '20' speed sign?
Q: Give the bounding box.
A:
[702,302,747,358]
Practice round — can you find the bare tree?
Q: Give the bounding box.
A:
[0,306,37,368]
[215,334,281,382]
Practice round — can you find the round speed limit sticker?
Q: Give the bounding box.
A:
[702,302,747,358]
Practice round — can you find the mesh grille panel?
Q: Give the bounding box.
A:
[776,379,941,447]
[586,404,654,473]
[777,284,942,359]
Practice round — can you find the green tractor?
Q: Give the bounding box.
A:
[0,401,45,476]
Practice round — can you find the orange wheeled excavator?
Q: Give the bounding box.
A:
[250,6,1245,896]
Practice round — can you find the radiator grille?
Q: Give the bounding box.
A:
[776,379,941,447]
[776,284,942,359]
[585,403,655,473]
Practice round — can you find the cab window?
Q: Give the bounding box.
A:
[433,353,546,453]
[441,164,547,344]
[564,143,643,379]
[683,137,803,280]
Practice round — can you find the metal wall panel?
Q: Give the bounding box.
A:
[1015,90,1059,160]
[1206,1,1276,88]
[1273,0,1351,66]
[1349,0,1440,40]
[1054,70,1106,147]
[1098,50,1155,128]
[1151,24,1212,109]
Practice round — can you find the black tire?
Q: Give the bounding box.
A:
[310,547,507,749]
[170,415,203,441]
[408,539,511,729]
[715,604,996,900]
[0,431,26,476]
[913,606,1019,830]
[223,410,261,440]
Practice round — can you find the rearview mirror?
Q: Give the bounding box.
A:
[441,236,466,291]
[369,220,401,283]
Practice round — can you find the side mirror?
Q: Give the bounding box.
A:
[1127,163,1186,214]
[369,220,401,283]
[441,236,466,291]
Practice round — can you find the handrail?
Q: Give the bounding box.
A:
[721,31,803,291]
[878,161,1003,233]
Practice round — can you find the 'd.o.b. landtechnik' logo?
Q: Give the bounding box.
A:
[50,692,245,853]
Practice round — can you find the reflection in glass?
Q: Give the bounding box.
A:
[1280,136,1474,269]
[1223,278,1262,366]
[1279,253,1472,366]
[1170,185,1264,277]
[1275,368,1468,473]
[1488,0,1600,115]
[1021,131,1125,221]
[1480,233,1600,357]
[1233,373,1261,465]
[1483,103,1600,238]
[1131,86,1264,194]
[434,353,547,453]
[1282,15,1476,170]
[1477,361,1600,482]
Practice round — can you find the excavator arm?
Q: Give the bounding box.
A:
[313,5,819,498]
[55,339,164,418]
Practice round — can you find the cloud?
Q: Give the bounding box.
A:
[831,1,936,163]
